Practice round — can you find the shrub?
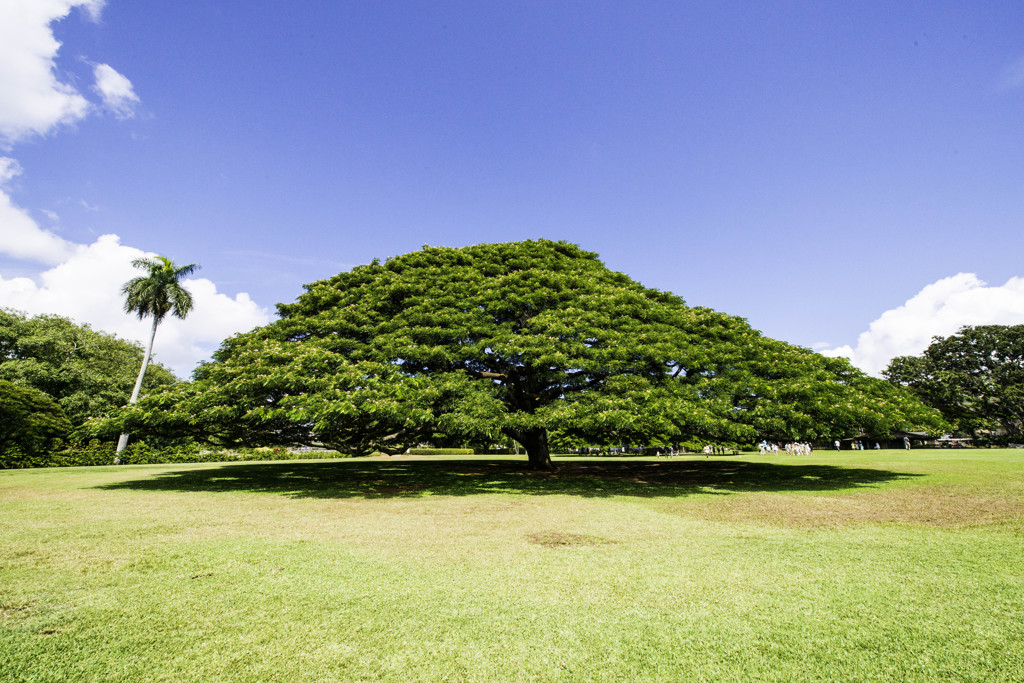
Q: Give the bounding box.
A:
[1,440,116,469]
[53,440,118,467]
[0,445,27,469]
[0,439,354,469]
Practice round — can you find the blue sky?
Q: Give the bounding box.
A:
[2,1,1024,377]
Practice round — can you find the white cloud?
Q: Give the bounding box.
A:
[92,63,139,119]
[0,232,273,378]
[0,3,249,380]
[0,0,108,146]
[0,156,22,184]
[820,273,1024,376]
[0,157,78,263]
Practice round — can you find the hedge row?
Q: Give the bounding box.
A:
[1,440,116,469]
[0,442,347,469]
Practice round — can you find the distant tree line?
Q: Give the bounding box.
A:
[885,324,1024,445]
[0,309,177,465]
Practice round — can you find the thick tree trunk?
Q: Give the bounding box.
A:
[518,427,554,471]
[117,317,159,454]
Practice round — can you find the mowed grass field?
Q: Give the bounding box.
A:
[2,450,1023,682]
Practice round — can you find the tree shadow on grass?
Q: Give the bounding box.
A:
[96,457,921,499]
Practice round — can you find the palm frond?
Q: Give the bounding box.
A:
[121,256,200,322]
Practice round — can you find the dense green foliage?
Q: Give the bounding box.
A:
[885,324,1024,443]
[0,439,346,470]
[113,240,943,468]
[0,379,72,465]
[0,309,176,428]
[1,439,113,470]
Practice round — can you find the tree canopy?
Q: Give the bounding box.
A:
[0,309,177,430]
[0,379,72,461]
[121,256,199,325]
[885,324,1024,443]
[114,240,943,468]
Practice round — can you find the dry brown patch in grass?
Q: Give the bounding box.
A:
[0,487,91,503]
[526,531,613,547]
[678,485,1024,529]
[0,602,35,620]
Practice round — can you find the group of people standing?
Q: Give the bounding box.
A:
[757,441,812,455]
[582,437,913,458]
[833,440,883,451]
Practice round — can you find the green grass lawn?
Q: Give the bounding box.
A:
[2,450,1023,682]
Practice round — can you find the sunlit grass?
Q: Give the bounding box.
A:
[2,450,1022,681]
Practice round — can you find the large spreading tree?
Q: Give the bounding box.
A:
[115,240,943,468]
[885,324,1024,443]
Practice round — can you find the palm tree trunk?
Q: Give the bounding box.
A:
[116,317,159,454]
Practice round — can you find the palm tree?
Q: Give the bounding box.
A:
[116,256,199,453]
